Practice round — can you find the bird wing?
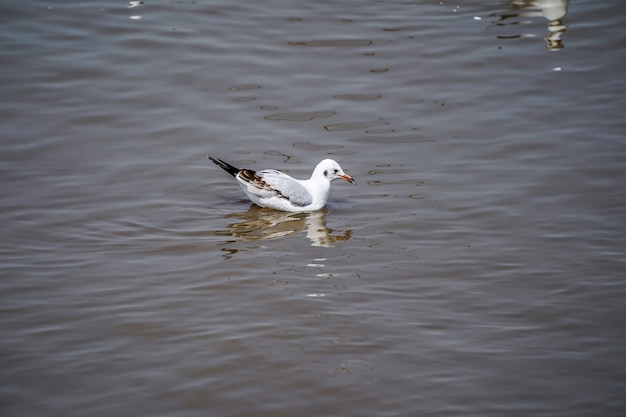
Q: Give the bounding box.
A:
[237,169,312,207]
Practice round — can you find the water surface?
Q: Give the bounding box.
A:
[1,1,625,416]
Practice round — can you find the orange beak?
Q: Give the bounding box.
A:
[340,174,356,184]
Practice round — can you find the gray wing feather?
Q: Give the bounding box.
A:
[258,169,312,206]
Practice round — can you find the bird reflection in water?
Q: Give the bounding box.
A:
[494,0,568,50]
[215,205,351,257]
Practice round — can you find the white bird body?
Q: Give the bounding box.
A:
[208,156,356,212]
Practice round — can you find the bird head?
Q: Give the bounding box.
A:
[317,159,356,184]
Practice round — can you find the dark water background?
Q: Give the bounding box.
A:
[1,1,625,416]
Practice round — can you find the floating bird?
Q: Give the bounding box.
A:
[208,156,355,212]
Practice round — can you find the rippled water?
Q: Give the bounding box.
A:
[2,1,625,416]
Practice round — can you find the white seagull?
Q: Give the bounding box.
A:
[208,155,356,212]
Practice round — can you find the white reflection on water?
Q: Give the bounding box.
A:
[215,205,352,253]
[493,0,568,50]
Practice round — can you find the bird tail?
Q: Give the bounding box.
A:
[207,155,240,178]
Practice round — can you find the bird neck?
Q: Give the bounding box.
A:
[303,176,331,207]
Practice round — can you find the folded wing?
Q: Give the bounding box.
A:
[237,169,313,207]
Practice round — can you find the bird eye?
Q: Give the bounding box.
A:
[333,169,338,174]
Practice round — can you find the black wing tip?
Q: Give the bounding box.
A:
[207,155,240,177]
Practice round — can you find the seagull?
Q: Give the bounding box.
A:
[208,155,356,212]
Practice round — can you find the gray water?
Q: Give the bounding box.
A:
[1,1,625,416]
